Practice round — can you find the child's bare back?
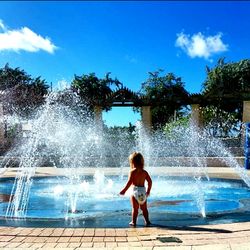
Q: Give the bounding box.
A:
[130,168,151,192]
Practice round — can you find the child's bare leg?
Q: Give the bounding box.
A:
[140,202,151,225]
[130,196,139,226]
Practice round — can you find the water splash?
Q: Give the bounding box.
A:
[1,89,249,220]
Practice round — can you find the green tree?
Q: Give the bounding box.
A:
[164,116,190,136]
[202,58,250,136]
[202,105,240,137]
[139,70,189,129]
[71,72,123,113]
[0,64,49,116]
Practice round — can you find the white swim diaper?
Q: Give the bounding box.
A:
[133,186,147,205]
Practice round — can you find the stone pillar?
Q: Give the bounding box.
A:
[94,106,103,131]
[242,101,250,146]
[243,101,250,123]
[190,104,203,128]
[0,103,5,148]
[141,106,152,132]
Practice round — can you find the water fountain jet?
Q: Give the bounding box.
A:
[0,90,250,227]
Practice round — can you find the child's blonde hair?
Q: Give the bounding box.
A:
[129,152,144,169]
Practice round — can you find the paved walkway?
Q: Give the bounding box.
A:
[0,167,250,249]
[0,222,250,249]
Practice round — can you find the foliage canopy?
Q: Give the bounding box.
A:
[71,72,123,112]
[202,58,250,136]
[139,69,189,128]
[0,64,49,117]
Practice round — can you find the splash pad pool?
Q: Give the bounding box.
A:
[0,91,250,228]
[1,171,250,228]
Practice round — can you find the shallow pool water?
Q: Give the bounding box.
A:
[0,175,250,227]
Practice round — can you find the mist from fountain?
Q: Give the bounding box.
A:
[2,91,94,217]
[1,90,250,220]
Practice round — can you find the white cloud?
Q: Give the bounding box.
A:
[175,32,228,60]
[0,20,57,54]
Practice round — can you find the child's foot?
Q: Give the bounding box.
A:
[145,221,151,227]
[129,221,136,227]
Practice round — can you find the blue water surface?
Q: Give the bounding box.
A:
[0,176,250,228]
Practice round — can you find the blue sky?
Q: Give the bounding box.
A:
[0,1,250,127]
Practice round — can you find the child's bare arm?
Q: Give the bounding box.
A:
[119,172,133,195]
[145,172,152,197]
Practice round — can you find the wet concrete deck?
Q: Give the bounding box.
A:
[0,167,250,249]
[0,166,248,179]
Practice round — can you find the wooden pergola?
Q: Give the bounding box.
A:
[93,87,152,131]
[92,87,250,131]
